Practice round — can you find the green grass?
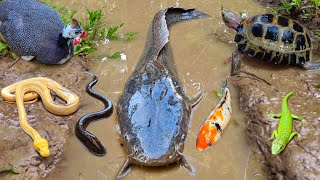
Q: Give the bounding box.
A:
[0,35,17,58]
[108,51,122,59]
[272,0,320,48]
[272,0,319,20]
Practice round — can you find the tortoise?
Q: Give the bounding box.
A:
[221,9,320,71]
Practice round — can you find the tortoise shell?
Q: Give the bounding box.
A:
[235,14,313,65]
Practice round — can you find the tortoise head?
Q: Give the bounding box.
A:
[33,138,50,157]
[221,10,242,30]
[62,18,87,43]
[271,139,285,155]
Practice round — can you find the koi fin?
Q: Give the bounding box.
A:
[190,91,203,108]
[116,158,132,179]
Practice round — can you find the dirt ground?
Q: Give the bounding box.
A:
[231,60,320,180]
[0,57,89,179]
[231,0,320,179]
[0,1,319,179]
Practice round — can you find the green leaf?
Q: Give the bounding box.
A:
[0,166,20,174]
[8,52,18,59]
[0,42,8,52]
[107,23,124,40]
[43,0,52,6]
[212,90,223,98]
[315,84,320,89]
[313,0,320,5]
[74,44,92,55]
[291,0,301,7]
[125,32,138,41]
[108,51,122,59]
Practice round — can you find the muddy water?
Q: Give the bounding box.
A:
[49,0,267,179]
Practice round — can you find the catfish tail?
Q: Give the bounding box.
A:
[145,8,210,61]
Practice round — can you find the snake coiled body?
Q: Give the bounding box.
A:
[75,72,113,156]
[1,78,79,157]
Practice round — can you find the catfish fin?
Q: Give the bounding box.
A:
[116,158,132,179]
[180,155,195,175]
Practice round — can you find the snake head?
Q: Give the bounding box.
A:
[271,139,285,155]
[34,138,50,157]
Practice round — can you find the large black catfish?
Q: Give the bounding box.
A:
[117,7,209,178]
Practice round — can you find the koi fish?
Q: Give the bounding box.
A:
[196,80,232,151]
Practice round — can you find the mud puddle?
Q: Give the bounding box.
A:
[51,0,267,179]
[0,0,276,179]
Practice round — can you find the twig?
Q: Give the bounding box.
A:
[234,75,271,86]
[238,70,272,86]
[191,46,208,65]
[7,57,20,68]
[0,58,21,79]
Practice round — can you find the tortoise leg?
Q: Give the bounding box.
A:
[301,61,320,70]
[231,50,241,76]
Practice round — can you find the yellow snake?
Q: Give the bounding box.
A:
[1,78,79,157]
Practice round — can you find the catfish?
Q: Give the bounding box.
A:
[117,7,209,178]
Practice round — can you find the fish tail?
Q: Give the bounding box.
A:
[165,8,210,28]
[149,8,210,59]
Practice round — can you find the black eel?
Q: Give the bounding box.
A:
[117,7,209,178]
[75,71,113,156]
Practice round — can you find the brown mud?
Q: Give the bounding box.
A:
[0,57,89,179]
[0,0,319,179]
[232,0,320,179]
[231,61,320,180]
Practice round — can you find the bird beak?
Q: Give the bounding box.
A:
[80,31,88,38]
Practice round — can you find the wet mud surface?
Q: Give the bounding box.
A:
[230,1,320,180]
[0,0,319,179]
[232,61,320,180]
[0,57,89,179]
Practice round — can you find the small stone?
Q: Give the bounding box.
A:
[120,53,127,60]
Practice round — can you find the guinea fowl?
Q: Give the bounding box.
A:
[0,0,86,64]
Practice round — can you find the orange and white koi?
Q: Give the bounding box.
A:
[196,80,232,151]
